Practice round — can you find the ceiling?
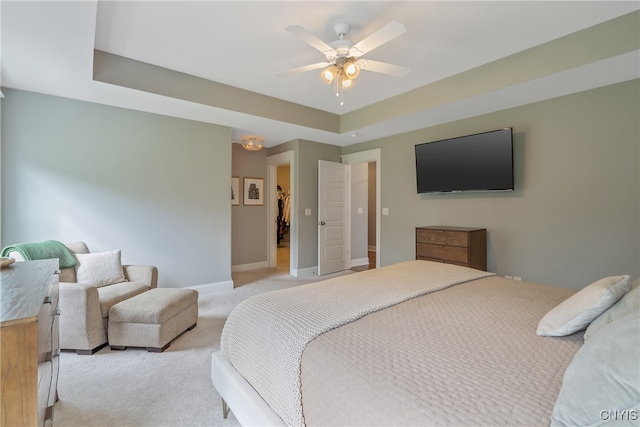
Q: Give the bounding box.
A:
[2,1,639,148]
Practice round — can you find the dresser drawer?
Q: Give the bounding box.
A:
[37,303,52,363]
[417,243,468,263]
[37,361,52,427]
[416,229,469,247]
[416,226,487,271]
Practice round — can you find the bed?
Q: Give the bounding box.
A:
[211,260,639,427]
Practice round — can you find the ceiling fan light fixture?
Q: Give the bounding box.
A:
[240,136,264,152]
[344,62,360,79]
[341,76,355,89]
[281,21,408,106]
[321,65,338,84]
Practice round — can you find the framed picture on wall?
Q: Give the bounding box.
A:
[243,177,264,206]
[231,177,240,206]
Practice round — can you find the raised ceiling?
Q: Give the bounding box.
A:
[2,1,639,147]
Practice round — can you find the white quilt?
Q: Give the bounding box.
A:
[220,260,494,426]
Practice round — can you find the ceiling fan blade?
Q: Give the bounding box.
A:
[357,59,410,77]
[286,25,336,58]
[275,62,333,77]
[349,21,406,57]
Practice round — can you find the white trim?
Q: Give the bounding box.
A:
[185,280,234,295]
[341,148,381,268]
[231,261,269,273]
[351,257,370,267]
[293,266,317,277]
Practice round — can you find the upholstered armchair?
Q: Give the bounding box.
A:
[8,242,158,354]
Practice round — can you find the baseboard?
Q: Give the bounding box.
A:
[351,257,370,267]
[186,280,234,295]
[292,266,317,277]
[368,245,376,252]
[231,261,269,273]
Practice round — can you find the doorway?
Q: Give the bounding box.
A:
[276,164,291,271]
[342,148,381,270]
[267,151,296,275]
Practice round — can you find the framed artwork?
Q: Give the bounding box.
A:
[231,177,240,206]
[243,177,264,206]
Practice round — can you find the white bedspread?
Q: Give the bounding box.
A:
[300,275,582,426]
[220,260,494,426]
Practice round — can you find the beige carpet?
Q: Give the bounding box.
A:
[54,266,353,427]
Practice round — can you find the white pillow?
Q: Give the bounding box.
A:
[584,285,640,341]
[537,275,630,337]
[551,311,640,427]
[75,250,126,287]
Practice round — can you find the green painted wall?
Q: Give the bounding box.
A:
[1,89,232,288]
[343,80,640,289]
[2,79,638,290]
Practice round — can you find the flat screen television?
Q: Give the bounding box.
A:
[415,128,514,194]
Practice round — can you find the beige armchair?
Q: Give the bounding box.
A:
[8,242,158,355]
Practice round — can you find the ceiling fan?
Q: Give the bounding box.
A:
[276,21,410,105]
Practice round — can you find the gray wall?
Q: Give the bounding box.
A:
[231,143,268,266]
[1,89,232,288]
[343,80,640,289]
[3,80,637,290]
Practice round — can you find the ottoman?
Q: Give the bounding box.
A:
[108,288,198,352]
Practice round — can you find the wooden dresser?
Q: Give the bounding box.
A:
[1,259,60,427]
[416,226,487,271]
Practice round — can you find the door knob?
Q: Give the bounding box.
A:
[319,221,326,226]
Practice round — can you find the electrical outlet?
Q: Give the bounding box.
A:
[382,208,389,216]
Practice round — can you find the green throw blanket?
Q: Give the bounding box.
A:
[1,240,77,269]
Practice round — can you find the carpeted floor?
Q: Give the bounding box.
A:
[54,266,352,427]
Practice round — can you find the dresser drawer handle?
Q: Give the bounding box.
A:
[55,309,61,316]
[43,296,52,304]
[54,270,61,275]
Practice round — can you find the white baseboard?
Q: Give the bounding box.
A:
[351,257,370,267]
[293,266,317,277]
[368,245,376,252]
[186,280,234,295]
[231,261,269,273]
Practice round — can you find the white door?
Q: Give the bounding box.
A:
[318,160,349,275]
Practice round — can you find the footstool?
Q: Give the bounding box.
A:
[108,288,198,352]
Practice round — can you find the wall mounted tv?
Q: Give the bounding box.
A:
[415,128,514,194]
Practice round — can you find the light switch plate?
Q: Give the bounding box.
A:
[305,208,311,216]
[358,207,363,214]
[382,208,389,216]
